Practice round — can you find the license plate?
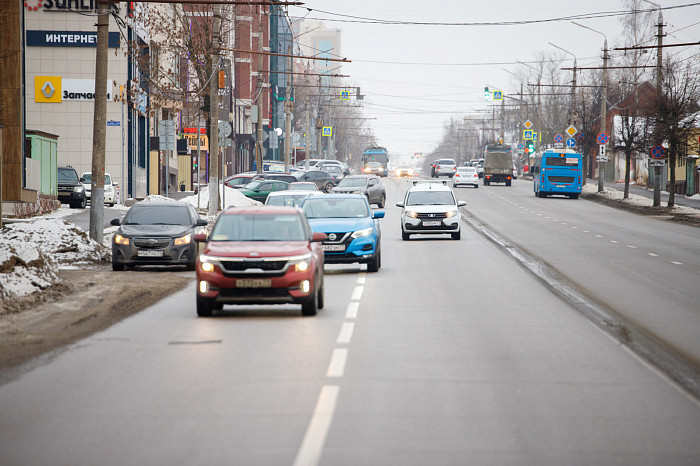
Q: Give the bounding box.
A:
[236,278,271,288]
[137,250,163,257]
[557,185,566,188]
[323,244,346,252]
[422,221,441,227]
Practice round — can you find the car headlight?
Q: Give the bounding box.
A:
[289,254,312,272]
[114,234,129,245]
[445,210,458,218]
[406,211,418,218]
[174,234,192,246]
[351,227,373,238]
[200,260,216,273]
[74,186,84,192]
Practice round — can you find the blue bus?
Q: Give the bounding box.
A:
[533,150,583,199]
[362,147,389,177]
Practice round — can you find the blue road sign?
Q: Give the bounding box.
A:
[517,143,524,150]
[566,137,576,148]
[597,133,608,145]
[523,129,533,139]
[554,134,563,143]
[651,145,666,159]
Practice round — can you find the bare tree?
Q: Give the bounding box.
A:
[649,57,700,207]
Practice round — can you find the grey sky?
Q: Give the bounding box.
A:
[290,1,700,158]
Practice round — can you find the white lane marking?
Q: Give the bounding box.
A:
[337,322,355,344]
[627,245,638,249]
[351,286,363,301]
[345,302,359,319]
[671,261,683,265]
[571,226,578,229]
[293,385,340,466]
[583,230,590,233]
[357,273,366,285]
[649,253,658,257]
[610,240,618,244]
[595,234,603,238]
[326,348,348,377]
[561,222,567,225]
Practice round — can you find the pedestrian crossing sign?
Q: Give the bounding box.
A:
[340,91,349,101]
[322,126,333,137]
[523,129,533,140]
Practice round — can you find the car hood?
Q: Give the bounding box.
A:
[403,205,458,213]
[308,217,372,233]
[119,224,192,237]
[331,186,364,193]
[203,241,311,258]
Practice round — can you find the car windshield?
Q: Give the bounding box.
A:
[438,159,455,165]
[288,183,317,191]
[321,166,341,174]
[303,198,369,218]
[337,177,367,188]
[244,180,263,190]
[123,206,192,225]
[406,190,456,206]
[266,193,308,207]
[210,214,307,241]
[227,176,250,185]
[82,174,112,184]
[456,168,469,173]
[367,162,382,168]
[58,168,79,182]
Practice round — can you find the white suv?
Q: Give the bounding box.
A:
[396,180,466,240]
[434,158,457,178]
[81,172,117,206]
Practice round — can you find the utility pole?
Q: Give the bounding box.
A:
[653,7,664,207]
[599,38,608,193]
[89,1,109,243]
[208,4,221,215]
[304,94,310,170]
[284,51,292,172]
[255,13,264,175]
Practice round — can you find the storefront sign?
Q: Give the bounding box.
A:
[35,76,113,102]
[27,30,120,48]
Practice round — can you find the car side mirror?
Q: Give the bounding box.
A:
[110,218,120,226]
[311,232,327,242]
[458,201,467,207]
[194,232,208,242]
[80,177,86,182]
[373,211,385,219]
[395,202,404,208]
[113,181,119,187]
[196,218,208,226]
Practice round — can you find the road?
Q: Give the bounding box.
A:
[1,177,699,465]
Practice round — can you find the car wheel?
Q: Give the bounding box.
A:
[324,182,334,193]
[108,202,115,207]
[317,276,325,310]
[570,194,579,199]
[186,256,196,271]
[451,230,461,240]
[402,229,410,241]
[474,184,479,189]
[112,261,125,271]
[377,194,386,208]
[506,180,511,186]
[78,197,87,209]
[196,296,215,317]
[367,244,380,272]
[301,287,318,316]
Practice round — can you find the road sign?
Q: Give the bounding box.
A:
[493,90,503,100]
[533,131,540,141]
[524,120,533,129]
[566,137,576,148]
[650,145,666,159]
[597,144,608,162]
[517,143,524,150]
[523,129,533,139]
[554,143,564,148]
[578,132,584,141]
[218,120,231,137]
[340,91,349,101]
[554,134,563,143]
[566,125,577,137]
[649,159,666,167]
[597,132,608,145]
[322,126,333,137]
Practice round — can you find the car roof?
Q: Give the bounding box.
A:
[305,192,364,200]
[344,174,374,179]
[267,190,309,197]
[221,206,300,215]
[409,181,453,192]
[132,200,189,208]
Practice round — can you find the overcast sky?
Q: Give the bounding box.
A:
[289,1,700,159]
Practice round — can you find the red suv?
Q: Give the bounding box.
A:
[194,206,326,317]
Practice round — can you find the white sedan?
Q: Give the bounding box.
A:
[453,166,479,188]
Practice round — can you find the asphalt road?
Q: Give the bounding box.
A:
[1,177,699,465]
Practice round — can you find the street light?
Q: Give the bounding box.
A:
[548,42,578,127]
[517,60,542,150]
[572,21,608,192]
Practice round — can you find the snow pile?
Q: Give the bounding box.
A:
[180,184,261,210]
[0,218,109,299]
[583,183,700,216]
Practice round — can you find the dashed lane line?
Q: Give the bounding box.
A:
[292,385,340,466]
[326,348,348,377]
[337,323,355,344]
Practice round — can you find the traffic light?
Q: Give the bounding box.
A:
[526,139,535,154]
[193,158,198,170]
[484,86,490,99]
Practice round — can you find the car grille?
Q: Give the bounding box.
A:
[323,232,351,244]
[548,176,574,183]
[415,212,448,219]
[220,259,287,272]
[133,237,171,249]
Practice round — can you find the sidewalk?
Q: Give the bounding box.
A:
[607,180,700,211]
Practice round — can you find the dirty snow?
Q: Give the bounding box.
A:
[582,183,700,216]
[180,183,261,211]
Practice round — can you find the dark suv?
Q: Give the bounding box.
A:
[57,166,87,209]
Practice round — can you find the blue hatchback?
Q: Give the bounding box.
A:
[302,193,384,272]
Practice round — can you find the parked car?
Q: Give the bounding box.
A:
[396,180,466,240]
[225,173,257,189]
[57,166,87,209]
[110,201,208,271]
[253,172,298,184]
[301,193,384,272]
[476,158,485,178]
[434,158,458,178]
[430,160,438,178]
[265,190,312,207]
[194,206,326,316]
[294,170,336,192]
[331,175,386,208]
[288,182,319,192]
[453,166,479,188]
[81,172,117,206]
[319,164,344,184]
[239,180,290,203]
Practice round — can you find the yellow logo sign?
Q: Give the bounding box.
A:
[35,76,62,103]
[184,134,209,151]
